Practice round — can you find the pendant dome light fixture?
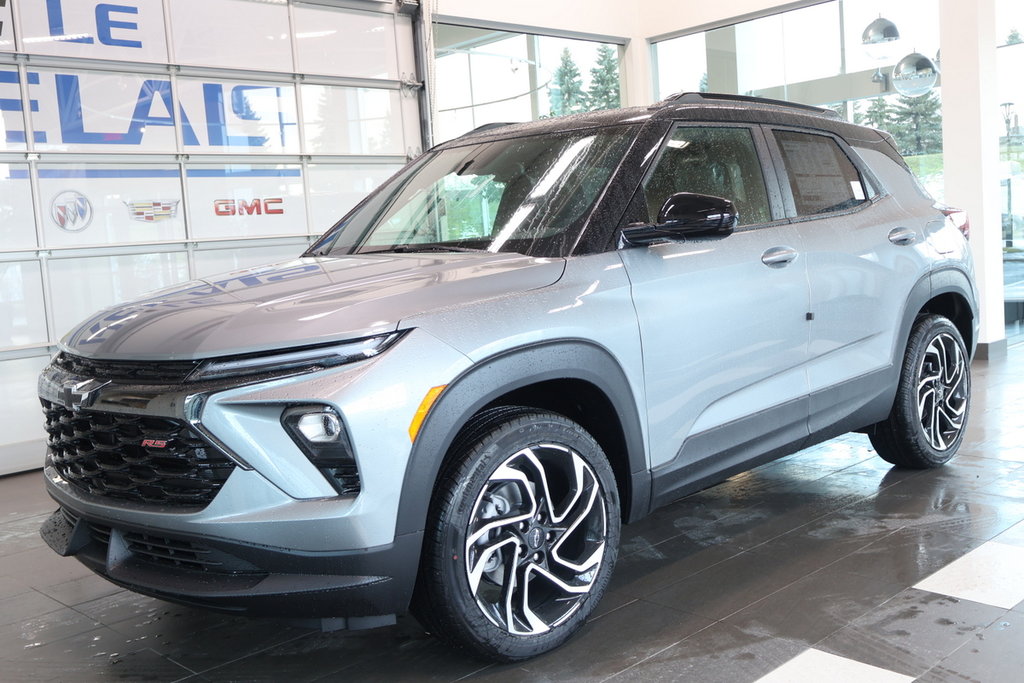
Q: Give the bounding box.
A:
[892,52,940,97]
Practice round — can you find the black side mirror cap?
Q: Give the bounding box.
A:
[619,192,738,247]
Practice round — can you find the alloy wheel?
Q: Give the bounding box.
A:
[464,443,607,635]
[916,332,968,451]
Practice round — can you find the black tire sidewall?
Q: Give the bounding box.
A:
[890,315,971,466]
[429,412,620,661]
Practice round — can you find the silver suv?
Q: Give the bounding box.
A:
[38,93,977,661]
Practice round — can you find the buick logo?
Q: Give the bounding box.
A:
[51,191,93,232]
[61,378,110,411]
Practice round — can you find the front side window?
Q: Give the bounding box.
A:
[309,125,636,258]
[641,126,771,226]
[774,130,869,216]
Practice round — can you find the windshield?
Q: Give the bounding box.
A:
[308,125,636,258]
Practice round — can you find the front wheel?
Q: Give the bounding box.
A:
[870,314,971,468]
[413,408,620,661]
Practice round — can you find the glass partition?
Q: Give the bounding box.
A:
[998,0,1024,339]
[433,24,622,142]
[653,0,943,200]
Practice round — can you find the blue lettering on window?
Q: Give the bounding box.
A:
[44,0,95,44]
[0,71,45,143]
[95,4,142,48]
[202,83,267,148]
[56,74,190,145]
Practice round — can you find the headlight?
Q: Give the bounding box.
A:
[188,332,404,381]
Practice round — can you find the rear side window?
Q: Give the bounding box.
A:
[643,126,771,226]
[773,130,869,216]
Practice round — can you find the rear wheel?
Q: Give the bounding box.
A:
[870,314,970,468]
[413,408,620,661]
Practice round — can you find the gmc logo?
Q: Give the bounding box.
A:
[214,198,284,216]
[141,439,168,448]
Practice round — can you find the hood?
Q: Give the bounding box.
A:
[62,253,565,360]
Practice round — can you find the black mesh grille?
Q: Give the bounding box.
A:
[80,515,257,573]
[52,352,200,384]
[43,400,235,507]
[124,531,225,571]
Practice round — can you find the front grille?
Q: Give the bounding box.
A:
[43,401,235,507]
[52,352,200,384]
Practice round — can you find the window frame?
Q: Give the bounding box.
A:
[618,121,789,236]
[762,124,884,222]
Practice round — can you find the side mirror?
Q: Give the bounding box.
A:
[620,192,738,246]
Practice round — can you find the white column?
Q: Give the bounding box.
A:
[940,0,1006,359]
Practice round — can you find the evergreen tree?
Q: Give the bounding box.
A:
[859,96,893,130]
[889,91,943,155]
[1008,28,1023,45]
[699,73,709,93]
[586,44,620,111]
[549,48,585,116]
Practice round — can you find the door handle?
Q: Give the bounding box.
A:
[761,246,798,267]
[888,227,917,246]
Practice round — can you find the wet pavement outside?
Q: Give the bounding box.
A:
[1,346,1022,681]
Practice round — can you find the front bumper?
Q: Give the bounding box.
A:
[41,501,422,619]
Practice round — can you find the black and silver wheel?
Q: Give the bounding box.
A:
[413,408,620,661]
[870,314,970,468]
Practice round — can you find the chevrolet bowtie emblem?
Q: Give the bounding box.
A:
[62,378,110,411]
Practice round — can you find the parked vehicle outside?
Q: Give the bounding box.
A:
[39,93,977,661]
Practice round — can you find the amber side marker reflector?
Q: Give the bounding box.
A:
[409,385,447,442]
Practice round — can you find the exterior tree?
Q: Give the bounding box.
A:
[889,91,943,155]
[1008,28,1023,45]
[586,44,620,111]
[549,48,586,116]
[699,73,709,93]
[858,96,894,131]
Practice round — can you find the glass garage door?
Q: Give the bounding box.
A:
[0,0,424,474]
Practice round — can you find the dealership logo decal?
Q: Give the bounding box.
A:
[214,198,284,216]
[50,191,93,232]
[125,200,179,222]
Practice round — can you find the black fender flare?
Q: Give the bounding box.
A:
[394,339,650,541]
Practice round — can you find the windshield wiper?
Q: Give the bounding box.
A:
[367,244,488,254]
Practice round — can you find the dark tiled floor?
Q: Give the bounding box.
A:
[2,347,1023,682]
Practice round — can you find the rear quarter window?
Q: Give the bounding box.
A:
[774,130,871,216]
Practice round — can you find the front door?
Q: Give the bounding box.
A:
[618,124,811,505]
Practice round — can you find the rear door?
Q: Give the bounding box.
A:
[618,123,810,500]
[764,126,934,433]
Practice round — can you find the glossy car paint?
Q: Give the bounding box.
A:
[38,95,978,626]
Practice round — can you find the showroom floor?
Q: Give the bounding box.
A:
[2,348,1023,682]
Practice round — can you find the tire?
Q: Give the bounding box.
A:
[412,407,620,662]
[870,314,970,468]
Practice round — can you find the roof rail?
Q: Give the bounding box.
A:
[460,122,518,137]
[656,92,842,119]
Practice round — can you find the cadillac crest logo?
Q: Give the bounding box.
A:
[50,191,93,232]
[125,200,180,223]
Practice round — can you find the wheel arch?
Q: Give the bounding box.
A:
[395,340,650,543]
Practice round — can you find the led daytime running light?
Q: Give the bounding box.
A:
[189,332,403,381]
